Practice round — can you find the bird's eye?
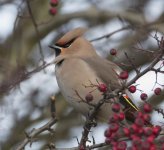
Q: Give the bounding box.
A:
[62,43,71,48]
[55,47,62,56]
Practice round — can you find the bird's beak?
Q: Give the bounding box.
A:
[49,44,62,56]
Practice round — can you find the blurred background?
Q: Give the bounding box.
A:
[0,0,164,149]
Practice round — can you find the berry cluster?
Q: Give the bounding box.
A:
[104,102,163,150]
[49,0,58,15]
[104,103,127,149]
[84,70,163,149]
[120,71,162,101]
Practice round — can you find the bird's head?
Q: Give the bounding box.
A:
[49,27,97,64]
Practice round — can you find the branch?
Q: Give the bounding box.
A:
[16,117,57,150]
[79,94,115,147]
[154,108,164,118]
[126,50,164,87]
[90,25,132,42]
[26,0,45,63]
[124,52,140,75]
[16,97,58,150]
[151,68,164,74]
[79,37,164,149]
[0,61,53,94]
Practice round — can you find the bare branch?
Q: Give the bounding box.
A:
[0,61,53,94]
[126,50,164,87]
[154,108,164,119]
[90,25,132,42]
[16,96,58,150]
[26,0,45,63]
[124,52,140,75]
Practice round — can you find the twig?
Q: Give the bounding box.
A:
[133,46,154,54]
[79,37,164,148]
[79,99,104,146]
[16,117,57,150]
[79,93,115,147]
[90,25,132,42]
[16,97,58,150]
[0,61,53,94]
[51,96,56,118]
[151,68,164,74]
[124,52,140,75]
[26,0,45,63]
[74,90,96,107]
[88,137,130,149]
[154,108,164,118]
[126,50,164,87]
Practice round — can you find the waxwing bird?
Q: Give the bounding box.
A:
[50,28,139,122]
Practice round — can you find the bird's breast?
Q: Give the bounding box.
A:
[55,58,104,115]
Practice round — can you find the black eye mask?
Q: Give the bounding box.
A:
[49,45,62,56]
[56,38,75,48]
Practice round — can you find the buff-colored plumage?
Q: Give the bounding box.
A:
[53,27,134,121]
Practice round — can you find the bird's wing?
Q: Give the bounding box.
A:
[82,56,141,122]
[81,56,122,90]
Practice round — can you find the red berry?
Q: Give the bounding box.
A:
[109,116,117,123]
[143,114,151,122]
[118,112,125,121]
[50,0,58,6]
[162,144,164,150]
[135,111,143,118]
[113,113,120,122]
[140,93,148,101]
[130,135,140,141]
[132,137,141,147]
[109,113,120,123]
[110,49,117,55]
[138,128,144,136]
[150,145,156,150]
[119,71,129,79]
[130,124,139,133]
[141,141,151,150]
[117,141,127,150]
[135,118,144,127]
[143,103,152,113]
[105,137,111,144]
[111,141,117,147]
[144,127,153,136]
[123,127,130,137]
[159,136,164,144]
[79,145,85,150]
[152,125,161,136]
[85,93,93,102]
[128,85,136,93]
[110,123,119,132]
[112,103,121,112]
[154,87,161,95]
[110,133,119,141]
[49,7,57,15]
[146,135,155,143]
[104,128,112,138]
[128,146,137,150]
[98,83,107,93]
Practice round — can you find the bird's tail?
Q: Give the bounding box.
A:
[119,94,153,126]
